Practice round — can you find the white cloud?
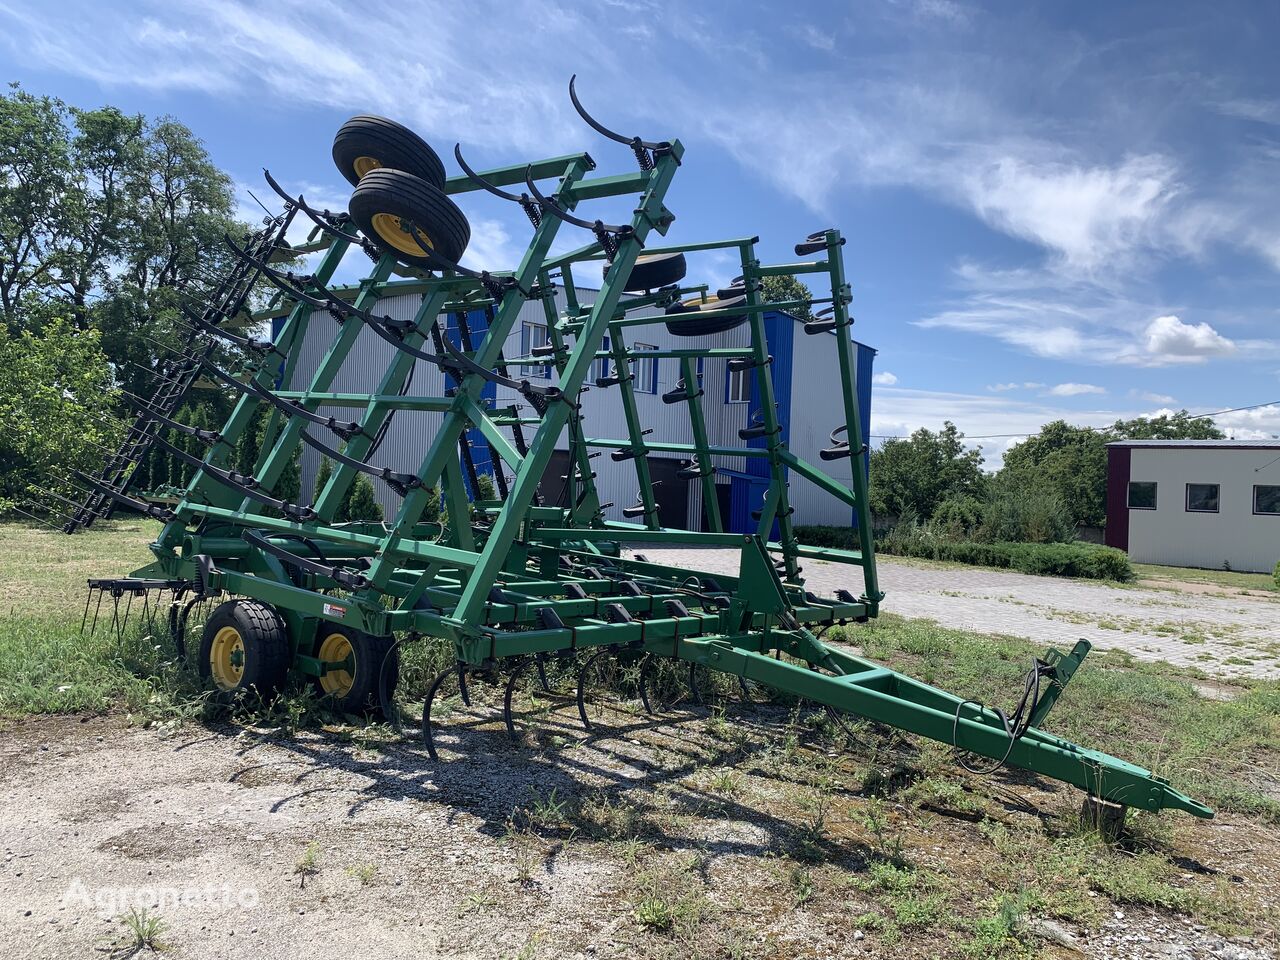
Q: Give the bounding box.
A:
[1047,382,1106,396]
[872,371,898,386]
[961,154,1178,273]
[986,381,1043,392]
[1143,314,1235,362]
[459,218,520,272]
[1134,390,1175,404]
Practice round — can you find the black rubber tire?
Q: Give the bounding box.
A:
[311,625,398,715]
[332,115,446,189]
[198,600,290,699]
[604,252,687,292]
[664,293,748,337]
[349,169,470,267]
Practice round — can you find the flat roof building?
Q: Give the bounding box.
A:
[1105,439,1280,573]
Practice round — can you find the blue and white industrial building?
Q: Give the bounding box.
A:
[283,287,876,533]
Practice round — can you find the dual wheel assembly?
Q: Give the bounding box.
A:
[195,598,397,714]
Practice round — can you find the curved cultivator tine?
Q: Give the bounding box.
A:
[422,663,475,762]
[568,74,672,170]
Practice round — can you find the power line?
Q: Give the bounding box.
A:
[869,399,1280,441]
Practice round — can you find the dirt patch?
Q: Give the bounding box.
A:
[0,710,1275,960]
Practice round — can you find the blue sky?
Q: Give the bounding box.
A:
[3,0,1279,466]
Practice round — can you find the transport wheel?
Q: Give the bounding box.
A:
[313,626,398,715]
[349,169,470,267]
[198,600,290,698]
[604,251,687,292]
[332,115,446,189]
[664,293,748,337]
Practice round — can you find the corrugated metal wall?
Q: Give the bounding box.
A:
[283,288,873,530]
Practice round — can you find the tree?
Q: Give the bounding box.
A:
[343,476,383,523]
[760,274,813,321]
[0,85,72,330]
[0,317,119,509]
[313,456,383,523]
[1110,410,1224,440]
[57,105,146,323]
[996,412,1226,529]
[996,420,1109,527]
[869,422,986,521]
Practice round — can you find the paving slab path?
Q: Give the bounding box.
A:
[627,550,1280,680]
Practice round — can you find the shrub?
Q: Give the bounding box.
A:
[875,534,1132,582]
[978,486,1074,544]
[932,495,984,540]
[1274,560,1280,590]
[794,524,862,551]
[343,475,383,522]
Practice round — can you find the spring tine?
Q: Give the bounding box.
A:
[11,505,62,530]
[568,74,666,151]
[502,656,533,741]
[452,143,526,204]
[90,588,104,636]
[81,586,94,633]
[422,663,474,762]
[575,648,613,732]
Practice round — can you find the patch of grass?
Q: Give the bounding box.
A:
[960,892,1036,959]
[294,841,320,888]
[346,862,377,885]
[1132,562,1278,594]
[118,906,166,952]
[788,864,816,907]
[628,861,715,941]
[838,613,1280,820]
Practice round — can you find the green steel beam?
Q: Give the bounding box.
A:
[680,355,722,532]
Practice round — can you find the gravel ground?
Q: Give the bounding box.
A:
[627,550,1280,680]
[0,710,1275,960]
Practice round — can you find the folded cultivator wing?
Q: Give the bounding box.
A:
[59,80,1210,823]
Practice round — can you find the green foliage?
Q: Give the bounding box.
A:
[760,274,813,321]
[344,475,383,522]
[979,485,1075,544]
[0,317,119,509]
[1274,560,1280,590]
[1111,410,1223,441]
[931,495,984,540]
[794,524,862,550]
[473,471,497,502]
[313,455,333,504]
[313,456,383,523]
[996,420,1107,528]
[869,422,985,522]
[1,82,248,392]
[995,412,1224,529]
[876,524,1132,580]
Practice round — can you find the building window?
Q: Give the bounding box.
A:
[1127,481,1157,510]
[726,364,750,403]
[520,322,550,378]
[1255,485,1280,516]
[1185,483,1220,513]
[594,336,611,383]
[633,342,658,394]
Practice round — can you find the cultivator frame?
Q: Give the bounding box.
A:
[56,81,1210,821]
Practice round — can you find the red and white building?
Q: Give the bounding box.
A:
[1105,439,1280,573]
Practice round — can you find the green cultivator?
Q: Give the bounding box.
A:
[53,79,1210,822]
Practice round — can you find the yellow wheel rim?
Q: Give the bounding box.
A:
[209,626,245,691]
[352,155,381,178]
[370,212,434,256]
[318,632,355,698]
